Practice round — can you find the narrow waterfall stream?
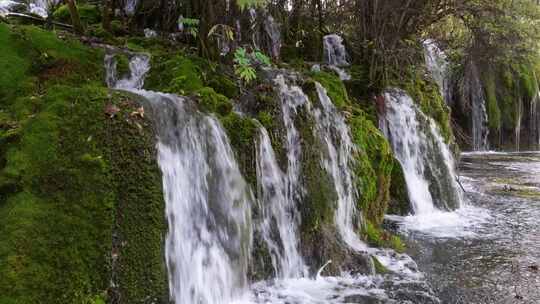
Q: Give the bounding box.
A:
[311,82,366,251]
[256,127,306,278]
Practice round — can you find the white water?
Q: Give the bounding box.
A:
[154,94,253,304]
[381,89,463,213]
[423,40,449,103]
[380,89,493,238]
[0,0,16,16]
[107,54,253,304]
[105,55,438,303]
[323,34,351,80]
[311,83,367,251]
[124,0,138,16]
[256,127,306,278]
[381,90,437,214]
[104,53,150,90]
[29,0,60,18]
[274,75,307,204]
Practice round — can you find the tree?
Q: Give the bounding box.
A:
[64,0,84,34]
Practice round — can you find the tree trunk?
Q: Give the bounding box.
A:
[65,0,84,34]
[102,0,114,32]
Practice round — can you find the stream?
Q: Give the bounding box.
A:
[397,152,540,304]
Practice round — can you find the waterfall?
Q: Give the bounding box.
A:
[28,0,60,18]
[124,0,138,16]
[323,34,351,81]
[311,83,367,251]
[0,0,16,16]
[152,93,253,304]
[247,9,282,59]
[464,62,490,151]
[256,127,306,278]
[104,53,150,90]
[104,54,437,303]
[106,54,254,304]
[381,89,463,214]
[424,39,451,105]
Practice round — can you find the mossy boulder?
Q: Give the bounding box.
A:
[0,24,168,304]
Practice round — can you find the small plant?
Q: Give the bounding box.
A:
[234,48,257,84]
[179,17,199,38]
[233,48,272,84]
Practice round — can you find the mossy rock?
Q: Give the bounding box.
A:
[0,24,168,304]
[309,71,350,108]
[196,87,233,116]
[388,158,411,216]
[53,4,102,25]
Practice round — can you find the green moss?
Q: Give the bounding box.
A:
[196,87,233,116]
[349,109,394,225]
[362,221,405,253]
[388,158,411,215]
[372,256,388,274]
[483,72,502,130]
[220,113,259,187]
[400,69,453,144]
[146,55,204,94]
[310,71,350,108]
[53,4,102,26]
[0,25,167,304]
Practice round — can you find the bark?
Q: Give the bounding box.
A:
[64,0,84,34]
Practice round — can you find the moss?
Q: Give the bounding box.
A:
[362,221,406,253]
[196,87,233,116]
[483,72,502,131]
[220,113,259,187]
[145,55,204,94]
[207,74,239,98]
[309,71,350,108]
[348,109,394,225]
[372,256,388,274]
[388,158,411,216]
[0,25,167,304]
[53,4,102,26]
[400,68,453,144]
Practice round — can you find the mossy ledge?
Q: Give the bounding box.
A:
[0,24,167,304]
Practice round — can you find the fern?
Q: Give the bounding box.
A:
[237,0,266,10]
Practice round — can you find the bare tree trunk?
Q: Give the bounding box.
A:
[64,0,84,34]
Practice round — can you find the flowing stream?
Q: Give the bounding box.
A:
[404,152,540,303]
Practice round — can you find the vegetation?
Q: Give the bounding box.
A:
[2,0,540,302]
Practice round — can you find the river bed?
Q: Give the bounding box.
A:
[399,152,540,304]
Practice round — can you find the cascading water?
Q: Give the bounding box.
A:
[323,34,351,81]
[124,0,138,16]
[256,127,306,278]
[105,53,439,303]
[381,89,463,214]
[311,83,367,251]
[0,0,17,16]
[29,0,60,18]
[423,40,451,105]
[463,62,490,151]
[106,54,254,304]
[153,94,253,304]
